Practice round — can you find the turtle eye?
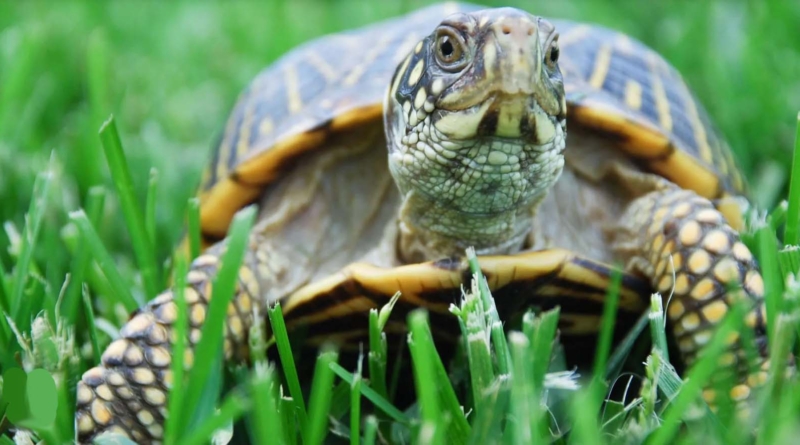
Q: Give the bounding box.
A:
[434,27,467,70]
[546,40,559,67]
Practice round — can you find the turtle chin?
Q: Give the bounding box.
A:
[386,98,567,261]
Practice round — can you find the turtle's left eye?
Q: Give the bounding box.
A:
[546,39,559,67]
[434,27,467,71]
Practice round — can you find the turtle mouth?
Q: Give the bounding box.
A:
[388,97,566,217]
[431,92,562,146]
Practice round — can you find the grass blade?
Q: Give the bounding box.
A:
[408,309,444,445]
[179,205,255,429]
[757,310,799,445]
[593,266,623,382]
[268,301,309,435]
[466,378,508,445]
[648,301,747,445]
[784,112,800,245]
[145,167,158,254]
[87,28,109,130]
[649,293,669,362]
[606,311,650,381]
[187,197,202,260]
[164,255,189,443]
[508,331,537,444]
[329,362,410,424]
[10,168,52,324]
[98,115,160,299]
[527,307,560,390]
[451,274,494,416]
[177,391,249,445]
[466,247,511,375]
[63,185,106,324]
[249,363,285,445]
[68,210,139,312]
[80,286,101,361]
[280,394,299,445]
[351,355,363,445]
[756,222,784,341]
[307,345,339,445]
[363,415,378,445]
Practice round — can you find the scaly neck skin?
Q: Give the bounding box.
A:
[396,189,544,263]
[390,122,566,263]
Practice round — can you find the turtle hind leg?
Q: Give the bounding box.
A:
[74,240,266,444]
[613,184,778,414]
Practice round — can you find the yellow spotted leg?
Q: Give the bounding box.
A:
[615,184,773,413]
[74,241,265,444]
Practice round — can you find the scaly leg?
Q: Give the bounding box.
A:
[74,239,266,444]
[614,184,772,412]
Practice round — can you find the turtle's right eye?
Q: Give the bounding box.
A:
[545,34,560,69]
[434,27,468,71]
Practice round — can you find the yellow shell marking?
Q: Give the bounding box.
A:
[344,34,394,86]
[258,117,274,138]
[589,44,612,89]
[284,64,303,114]
[305,50,338,82]
[624,80,642,110]
[678,77,714,164]
[648,55,672,132]
[558,24,590,48]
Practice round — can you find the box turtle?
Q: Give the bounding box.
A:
[75,3,775,443]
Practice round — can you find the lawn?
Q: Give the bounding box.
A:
[1,0,800,444]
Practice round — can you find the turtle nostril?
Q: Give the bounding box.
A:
[502,25,511,35]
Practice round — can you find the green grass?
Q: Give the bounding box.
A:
[1,0,800,444]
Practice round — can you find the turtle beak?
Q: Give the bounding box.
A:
[489,16,542,96]
[477,15,560,142]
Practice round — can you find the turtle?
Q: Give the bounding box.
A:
[74,3,776,443]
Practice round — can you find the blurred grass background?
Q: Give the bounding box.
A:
[1,0,798,348]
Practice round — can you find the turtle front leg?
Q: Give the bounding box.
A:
[74,239,266,444]
[614,185,773,412]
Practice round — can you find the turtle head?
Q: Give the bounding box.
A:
[384,7,567,259]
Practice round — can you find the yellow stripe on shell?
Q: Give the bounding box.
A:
[209,99,247,190]
[624,80,643,110]
[588,43,612,89]
[258,117,274,138]
[675,72,714,165]
[557,24,591,48]
[236,102,255,159]
[344,35,395,86]
[284,64,303,114]
[647,54,672,132]
[305,50,338,82]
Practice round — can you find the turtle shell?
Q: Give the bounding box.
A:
[194,2,747,250]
